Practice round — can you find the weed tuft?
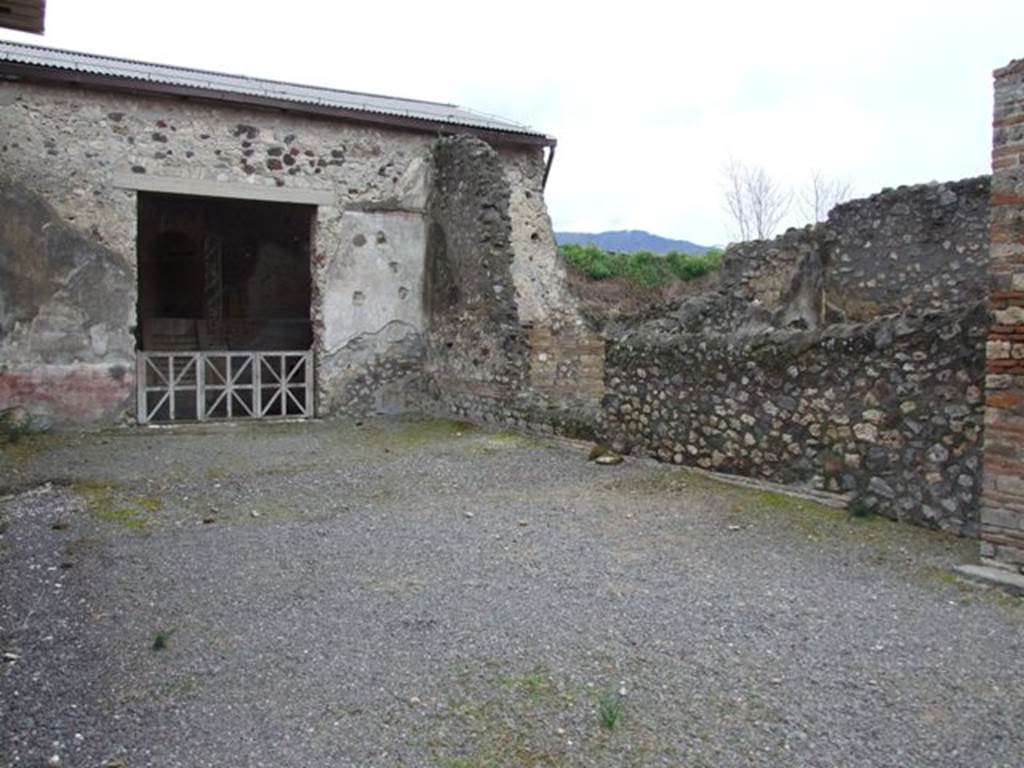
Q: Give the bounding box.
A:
[152,629,175,651]
[847,498,875,519]
[598,693,622,730]
[508,670,551,703]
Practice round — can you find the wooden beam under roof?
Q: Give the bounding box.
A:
[0,0,46,34]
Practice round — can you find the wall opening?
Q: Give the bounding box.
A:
[137,192,314,351]
[135,192,316,422]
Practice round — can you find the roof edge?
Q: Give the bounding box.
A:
[0,44,557,148]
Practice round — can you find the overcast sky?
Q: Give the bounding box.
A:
[2,1,1021,245]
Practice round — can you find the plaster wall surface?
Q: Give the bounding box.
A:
[318,210,428,416]
[0,80,558,425]
[321,211,427,353]
[0,179,135,425]
[500,148,580,326]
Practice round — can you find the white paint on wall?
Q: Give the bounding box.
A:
[321,210,427,353]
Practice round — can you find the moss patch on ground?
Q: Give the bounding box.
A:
[362,417,480,451]
[462,431,548,456]
[0,430,68,458]
[427,665,644,768]
[608,466,979,582]
[73,481,163,530]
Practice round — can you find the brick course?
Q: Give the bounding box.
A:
[982,58,1024,568]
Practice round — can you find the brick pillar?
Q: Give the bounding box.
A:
[982,59,1024,569]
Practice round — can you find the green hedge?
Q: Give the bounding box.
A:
[559,243,723,286]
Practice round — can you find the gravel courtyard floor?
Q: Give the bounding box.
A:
[1,417,1022,768]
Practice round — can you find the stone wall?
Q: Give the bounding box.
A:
[0,80,568,426]
[598,177,991,534]
[417,136,600,435]
[500,148,580,325]
[420,134,530,420]
[528,325,605,402]
[603,305,986,534]
[719,178,991,324]
[982,59,1024,568]
[718,227,820,317]
[827,177,990,320]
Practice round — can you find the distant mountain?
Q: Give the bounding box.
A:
[555,229,710,255]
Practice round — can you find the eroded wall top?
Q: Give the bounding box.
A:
[718,177,990,325]
[826,177,990,319]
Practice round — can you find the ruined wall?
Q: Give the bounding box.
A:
[418,136,600,435]
[718,227,820,318]
[826,177,990,319]
[499,148,580,325]
[719,178,991,324]
[419,136,530,421]
[982,60,1024,567]
[604,305,986,534]
[0,80,558,425]
[599,177,991,534]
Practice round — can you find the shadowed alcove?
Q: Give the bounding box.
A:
[137,192,315,352]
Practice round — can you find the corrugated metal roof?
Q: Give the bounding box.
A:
[0,40,554,144]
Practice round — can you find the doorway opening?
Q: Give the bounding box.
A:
[135,192,316,422]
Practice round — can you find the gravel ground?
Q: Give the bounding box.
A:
[1,417,1022,768]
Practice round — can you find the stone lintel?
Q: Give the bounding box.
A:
[112,172,335,206]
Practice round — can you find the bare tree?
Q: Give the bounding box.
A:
[723,157,751,241]
[722,158,791,241]
[798,170,853,223]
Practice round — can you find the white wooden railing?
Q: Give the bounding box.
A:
[136,351,314,423]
